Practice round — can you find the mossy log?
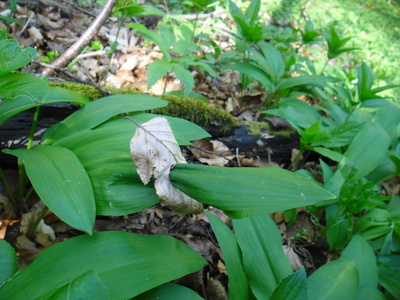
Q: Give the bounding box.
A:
[50,82,238,133]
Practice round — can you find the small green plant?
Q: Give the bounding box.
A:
[128,21,217,95]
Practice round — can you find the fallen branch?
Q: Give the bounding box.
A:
[42,0,116,76]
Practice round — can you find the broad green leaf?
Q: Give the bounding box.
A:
[46,271,109,300]
[0,96,37,125]
[228,0,245,24]
[357,62,374,101]
[0,39,36,76]
[344,122,391,180]
[233,214,293,299]
[0,239,18,285]
[173,40,200,54]
[44,87,90,105]
[313,147,344,163]
[52,113,209,216]
[0,73,49,100]
[0,231,207,299]
[361,99,400,143]
[276,75,336,92]
[224,62,274,92]
[0,87,89,126]
[326,219,350,250]
[264,98,321,132]
[147,60,174,89]
[128,23,171,60]
[42,94,167,142]
[172,64,195,95]
[356,287,385,300]
[256,41,285,82]
[171,164,335,218]
[113,0,144,17]
[341,235,379,289]
[270,268,309,300]
[245,0,260,24]
[308,259,359,300]
[206,211,251,300]
[3,145,95,234]
[134,283,204,299]
[377,255,400,299]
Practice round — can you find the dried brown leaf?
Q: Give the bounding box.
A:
[129,117,203,214]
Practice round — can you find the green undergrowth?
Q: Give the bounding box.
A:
[50,82,238,132]
[265,0,400,97]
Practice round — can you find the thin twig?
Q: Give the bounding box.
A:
[36,61,110,96]
[42,0,116,76]
[188,145,232,162]
[20,12,34,34]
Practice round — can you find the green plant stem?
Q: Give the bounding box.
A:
[27,105,41,149]
[192,11,199,41]
[14,105,41,215]
[0,167,17,209]
[27,205,49,240]
[289,149,310,172]
[321,60,329,74]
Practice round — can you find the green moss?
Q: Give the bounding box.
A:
[50,82,238,132]
[242,120,293,137]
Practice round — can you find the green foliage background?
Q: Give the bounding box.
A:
[265,0,400,96]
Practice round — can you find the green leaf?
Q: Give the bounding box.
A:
[171,164,335,218]
[46,271,109,300]
[3,145,95,234]
[0,232,206,299]
[113,0,144,17]
[244,0,260,25]
[361,99,400,143]
[128,23,171,60]
[357,62,374,101]
[275,75,336,92]
[134,283,204,299]
[42,94,168,142]
[344,122,391,180]
[172,64,195,96]
[223,62,274,92]
[324,27,358,59]
[0,239,18,285]
[0,73,49,101]
[0,96,37,125]
[341,235,379,289]
[0,39,36,76]
[43,87,90,105]
[147,60,174,89]
[356,287,386,300]
[270,268,309,300]
[206,211,251,300]
[233,213,293,299]
[377,255,400,299]
[264,98,321,132]
[326,219,350,251]
[308,259,359,300]
[53,113,209,216]
[256,41,285,83]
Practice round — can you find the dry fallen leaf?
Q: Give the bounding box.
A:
[129,117,203,215]
[190,139,234,166]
